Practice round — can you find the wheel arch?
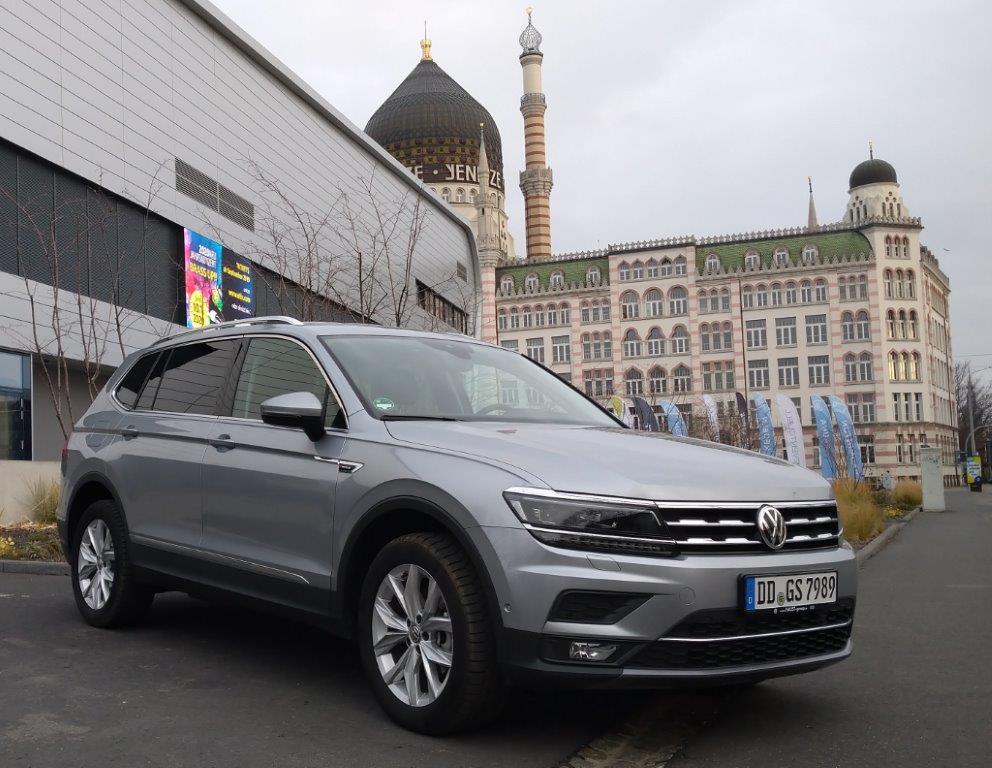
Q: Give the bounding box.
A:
[65,473,126,545]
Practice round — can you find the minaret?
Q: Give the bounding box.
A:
[476,125,502,343]
[518,7,553,261]
[807,176,819,230]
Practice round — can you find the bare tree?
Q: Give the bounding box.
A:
[956,361,992,451]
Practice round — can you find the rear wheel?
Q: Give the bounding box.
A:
[70,500,153,628]
[358,533,503,734]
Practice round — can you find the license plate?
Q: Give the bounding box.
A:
[744,571,837,612]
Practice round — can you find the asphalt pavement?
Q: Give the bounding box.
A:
[1,489,988,767]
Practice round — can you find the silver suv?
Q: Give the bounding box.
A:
[59,317,856,734]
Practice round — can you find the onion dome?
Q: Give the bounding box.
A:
[519,7,543,54]
[849,157,898,189]
[364,44,503,189]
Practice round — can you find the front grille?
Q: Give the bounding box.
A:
[663,599,855,640]
[630,625,851,669]
[548,591,650,624]
[657,501,841,553]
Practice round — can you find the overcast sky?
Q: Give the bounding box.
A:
[212,0,991,377]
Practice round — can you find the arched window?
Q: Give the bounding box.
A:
[888,351,899,380]
[618,262,631,281]
[649,366,667,394]
[580,301,590,323]
[671,325,689,354]
[646,258,659,278]
[631,260,645,280]
[742,285,754,309]
[497,309,507,331]
[600,299,611,321]
[897,309,908,339]
[549,270,564,289]
[720,288,731,311]
[842,311,855,341]
[770,283,782,306]
[902,236,910,257]
[894,269,905,298]
[500,275,514,294]
[586,267,601,286]
[623,329,642,358]
[908,310,918,340]
[844,353,858,382]
[814,279,827,303]
[620,290,640,320]
[533,304,545,327]
[521,306,533,328]
[659,258,673,277]
[774,248,790,267]
[910,352,921,381]
[706,253,720,273]
[886,309,896,338]
[668,286,688,315]
[644,288,663,317]
[721,321,733,351]
[885,236,892,258]
[856,310,870,340]
[800,280,813,303]
[859,352,873,381]
[468,188,477,202]
[883,269,894,298]
[509,307,520,328]
[838,276,848,301]
[546,304,558,326]
[899,352,910,380]
[441,187,451,202]
[454,188,465,203]
[646,327,665,356]
[858,274,868,299]
[673,364,692,392]
[700,322,711,352]
[755,283,769,307]
[625,368,644,396]
[905,269,916,298]
[785,281,798,304]
[744,250,760,270]
[559,303,570,324]
[525,273,539,293]
[802,244,818,263]
[698,290,710,313]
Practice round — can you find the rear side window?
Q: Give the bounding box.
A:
[115,352,160,409]
[232,338,342,428]
[150,340,238,415]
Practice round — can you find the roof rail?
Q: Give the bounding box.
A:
[152,316,304,347]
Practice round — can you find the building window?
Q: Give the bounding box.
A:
[858,352,873,381]
[808,355,830,386]
[778,357,800,388]
[649,366,667,394]
[671,326,689,354]
[500,275,514,294]
[855,310,870,340]
[631,261,645,280]
[674,256,687,276]
[847,393,876,423]
[672,364,692,392]
[551,335,570,364]
[659,258,673,277]
[785,282,798,304]
[770,283,783,306]
[646,327,665,356]
[549,271,564,289]
[668,286,688,315]
[646,259,659,278]
[497,309,507,330]
[800,281,813,303]
[546,305,558,326]
[525,273,539,292]
[744,251,759,270]
[501,339,519,351]
[702,361,734,392]
[625,368,644,396]
[623,329,642,358]
[844,354,858,383]
[914,392,923,421]
[618,262,631,281]
[775,316,797,347]
[0,350,32,460]
[644,289,663,317]
[586,267,601,286]
[814,279,827,302]
[522,307,533,328]
[748,359,770,390]
[584,369,614,398]
[774,248,790,267]
[742,285,754,309]
[755,284,769,307]
[746,319,767,349]
[706,253,720,272]
[802,245,818,263]
[860,435,876,464]
[621,291,640,319]
[526,338,545,364]
[805,314,827,345]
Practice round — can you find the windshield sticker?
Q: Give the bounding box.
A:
[373,397,396,411]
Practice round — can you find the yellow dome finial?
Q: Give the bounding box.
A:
[420,21,432,60]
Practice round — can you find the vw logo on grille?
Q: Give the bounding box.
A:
[757,505,787,550]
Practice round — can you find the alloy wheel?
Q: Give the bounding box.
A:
[371,563,454,707]
[77,519,115,610]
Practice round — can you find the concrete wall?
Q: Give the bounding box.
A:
[0,459,60,524]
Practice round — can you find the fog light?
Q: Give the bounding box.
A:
[569,641,618,662]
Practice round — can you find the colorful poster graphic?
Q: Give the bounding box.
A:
[810,394,837,480]
[828,395,864,481]
[184,228,253,328]
[775,394,807,468]
[659,400,688,437]
[751,393,776,457]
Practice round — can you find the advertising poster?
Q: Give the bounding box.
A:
[184,228,254,328]
[775,394,807,468]
[828,395,864,481]
[810,394,838,480]
[965,456,982,485]
[750,393,776,457]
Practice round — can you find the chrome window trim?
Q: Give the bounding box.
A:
[660,620,852,643]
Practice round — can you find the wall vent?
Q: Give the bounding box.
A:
[175,158,254,232]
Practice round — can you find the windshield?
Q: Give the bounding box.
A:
[322,335,619,426]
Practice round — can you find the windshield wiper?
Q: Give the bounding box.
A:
[380,414,463,422]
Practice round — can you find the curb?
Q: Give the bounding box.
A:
[855,506,921,568]
[0,559,69,576]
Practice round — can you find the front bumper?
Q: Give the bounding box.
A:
[471,525,857,687]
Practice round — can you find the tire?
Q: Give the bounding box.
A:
[358,532,504,734]
[70,499,154,628]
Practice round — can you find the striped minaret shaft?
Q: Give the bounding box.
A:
[518,9,553,261]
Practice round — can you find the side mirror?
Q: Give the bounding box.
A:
[260,391,326,442]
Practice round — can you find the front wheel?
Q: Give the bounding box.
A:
[358,533,504,734]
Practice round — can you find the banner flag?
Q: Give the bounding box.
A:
[610,395,633,427]
[775,394,807,468]
[810,395,838,480]
[701,394,721,441]
[659,400,688,437]
[750,394,776,456]
[735,391,751,448]
[827,395,864,481]
[633,396,660,432]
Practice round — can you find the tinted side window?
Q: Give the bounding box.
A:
[152,340,238,415]
[135,353,168,411]
[115,352,160,409]
[233,338,341,428]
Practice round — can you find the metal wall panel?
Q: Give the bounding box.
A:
[0,143,16,274]
[16,154,54,285]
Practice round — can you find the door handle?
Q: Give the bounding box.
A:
[209,434,236,450]
[121,426,138,440]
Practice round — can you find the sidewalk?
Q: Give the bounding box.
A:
[668,488,992,768]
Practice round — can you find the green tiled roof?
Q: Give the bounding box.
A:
[694,231,871,271]
[496,256,609,291]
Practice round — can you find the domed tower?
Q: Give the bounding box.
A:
[844,144,910,224]
[365,34,515,261]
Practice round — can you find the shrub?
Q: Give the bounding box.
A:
[0,536,15,559]
[893,480,922,510]
[23,477,60,525]
[832,478,885,545]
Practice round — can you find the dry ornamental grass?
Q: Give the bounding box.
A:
[832,478,885,546]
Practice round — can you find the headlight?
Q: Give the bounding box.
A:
[503,489,676,557]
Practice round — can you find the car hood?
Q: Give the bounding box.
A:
[384,422,832,502]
